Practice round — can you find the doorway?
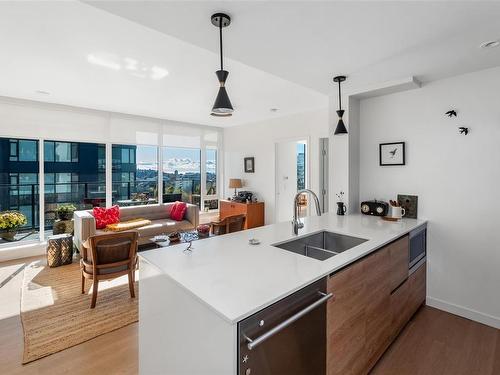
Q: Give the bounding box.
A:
[275,138,308,223]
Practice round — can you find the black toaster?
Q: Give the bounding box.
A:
[360,200,389,216]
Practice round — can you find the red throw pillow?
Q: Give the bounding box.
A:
[93,205,120,229]
[170,201,187,221]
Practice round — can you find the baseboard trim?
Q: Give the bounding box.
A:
[0,242,46,263]
[427,296,500,329]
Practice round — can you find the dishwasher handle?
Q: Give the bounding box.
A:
[244,291,334,351]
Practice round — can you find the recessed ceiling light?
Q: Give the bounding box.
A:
[480,40,500,49]
[35,90,50,95]
[270,108,279,112]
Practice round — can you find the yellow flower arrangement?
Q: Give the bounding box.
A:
[0,211,28,231]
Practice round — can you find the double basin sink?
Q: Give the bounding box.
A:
[273,230,368,261]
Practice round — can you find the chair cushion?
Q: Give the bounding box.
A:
[170,201,187,221]
[93,205,120,229]
[81,260,129,276]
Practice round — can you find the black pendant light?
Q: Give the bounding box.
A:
[211,13,233,117]
[333,75,348,135]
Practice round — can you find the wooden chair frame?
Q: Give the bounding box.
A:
[210,214,247,235]
[81,231,138,308]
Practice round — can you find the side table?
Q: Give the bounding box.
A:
[47,234,73,267]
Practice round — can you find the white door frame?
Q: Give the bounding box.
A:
[274,136,311,223]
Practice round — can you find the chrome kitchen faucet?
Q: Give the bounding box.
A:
[292,189,322,235]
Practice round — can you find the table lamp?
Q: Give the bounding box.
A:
[228,178,242,198]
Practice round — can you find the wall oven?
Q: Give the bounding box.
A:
[238,278,332,375]
[409,224,426,274]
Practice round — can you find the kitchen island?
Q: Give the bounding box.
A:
[139,213,427,374]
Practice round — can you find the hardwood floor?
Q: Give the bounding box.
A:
[0,256,137,375]
[371,305,500,375]
[1,256,499,375]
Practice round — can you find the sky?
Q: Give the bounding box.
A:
[135,146,216,173]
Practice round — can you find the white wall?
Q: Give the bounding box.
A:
[329,95,361,215]
[275,140,300,223]
[359,66,500,328]
[224,109,329,224]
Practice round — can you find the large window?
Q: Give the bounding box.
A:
[44,140,106,228]
[206,148,217,196]
[1,127,221,249]
[112,144,158,206]
[1,137,40,244]
[162,147,201,208]
[205,148,218,210]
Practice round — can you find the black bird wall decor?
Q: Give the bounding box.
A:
[446,110,457,117]
[458,127,469,135]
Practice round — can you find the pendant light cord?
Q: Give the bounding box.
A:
[338,80,342,110]
[219,21,224,71]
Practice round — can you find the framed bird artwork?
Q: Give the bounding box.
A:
[379,142,405,166]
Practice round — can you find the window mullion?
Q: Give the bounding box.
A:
[105,143,112,207]
[158,140,163,205]
[39,138,45,242]
[200,142,207,211]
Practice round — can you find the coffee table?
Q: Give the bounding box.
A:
[148,230,212,248]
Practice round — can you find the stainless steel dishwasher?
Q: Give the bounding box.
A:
[238,278,332,375]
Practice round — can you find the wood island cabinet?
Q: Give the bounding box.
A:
[219,200,265,229]
[327,234,426,375]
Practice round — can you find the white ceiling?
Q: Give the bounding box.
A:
[88,1,500,94]
[1,1,500,128]
[0,1,327,127]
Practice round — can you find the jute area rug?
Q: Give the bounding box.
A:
[20,260,138,364]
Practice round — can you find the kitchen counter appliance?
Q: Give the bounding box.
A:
[238,278,332,375]
[360,200,389,216]
[409,224,426,274]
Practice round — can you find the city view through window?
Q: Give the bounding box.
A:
[297,142,306,191]
[0,137,218,244]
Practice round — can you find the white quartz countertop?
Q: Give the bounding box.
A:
[139,213,426,324]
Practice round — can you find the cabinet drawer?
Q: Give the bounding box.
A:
[407,263,426,317]
[389,235,409,292]
[390,277,410,340]
[220,201,247,218]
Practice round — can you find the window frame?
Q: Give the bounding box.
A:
[203,146,219,211]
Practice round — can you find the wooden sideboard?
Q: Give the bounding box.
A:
[219,200,265,229]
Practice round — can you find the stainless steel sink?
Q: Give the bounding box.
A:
[273,231,368,261]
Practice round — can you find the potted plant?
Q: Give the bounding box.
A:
[56,204,77,221]
[0,211,27,241]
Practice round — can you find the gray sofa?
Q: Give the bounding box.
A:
[73,203,199,251]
